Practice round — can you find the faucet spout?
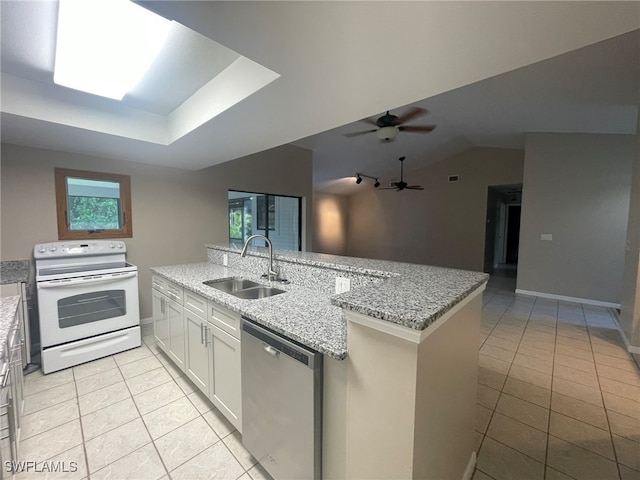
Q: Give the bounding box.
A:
[240,234,278,281]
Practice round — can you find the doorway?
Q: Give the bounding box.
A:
[483,184,522,289]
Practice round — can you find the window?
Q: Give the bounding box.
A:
[228,191,301,251]
[55,168,133,239]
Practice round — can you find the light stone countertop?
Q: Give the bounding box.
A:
[0,296,20,361]
[152,250,488,360]
[0,259,30,285]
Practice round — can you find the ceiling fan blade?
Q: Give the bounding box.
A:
[377,187,399,190]
[405,186,425,190]
[396,107,427,124]
[397,125,436,133]
[360,117,379,126]
[343,129,377,138]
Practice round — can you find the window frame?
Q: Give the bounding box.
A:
[54,167,133,240]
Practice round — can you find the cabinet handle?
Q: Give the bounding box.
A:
[200,323,205,344]
[204,326,211,347]
[160,297,165,315]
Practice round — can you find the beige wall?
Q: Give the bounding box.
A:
[518,133,635,304]
[0,143,312,319]
[345,148,524,272]
[312,192,349,256]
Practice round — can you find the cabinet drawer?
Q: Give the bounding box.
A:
[209,303,241,339]
[185,291,207,318]
[152,275,167,293]
[165,281,184,305]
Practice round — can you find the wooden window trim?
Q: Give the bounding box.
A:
[55,167,133,240]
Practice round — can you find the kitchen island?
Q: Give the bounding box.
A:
[151,245,488,480]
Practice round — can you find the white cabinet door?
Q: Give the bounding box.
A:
[152,289,169,354]
[185,310,210,395]
[167,299,185,371]
[210,324,242,432]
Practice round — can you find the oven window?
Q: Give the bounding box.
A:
[58,290,127,328]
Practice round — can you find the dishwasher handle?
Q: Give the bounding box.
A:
[242,318,321,370]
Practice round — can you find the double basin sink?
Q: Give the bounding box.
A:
[203,277,285,300]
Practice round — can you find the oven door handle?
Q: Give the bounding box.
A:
[38,272,137,288]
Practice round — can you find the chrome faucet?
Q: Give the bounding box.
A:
[240,234,278,281]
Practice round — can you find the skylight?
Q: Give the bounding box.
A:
[54,0,171,100]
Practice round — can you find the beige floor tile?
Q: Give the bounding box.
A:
[19,419,83,463]
[187,389,214,414]
[553,364,599,389]
[81,397,140,440]
[554,344,594,362]
[476,404,493,434]
[169,441,244,480]
[509,364,552,390]
[73,356,118,381]
[157,356,185,379]
[512,353,553,375]
[133,380,185,415]
[479,353,511,375]
[75,367,124,396]
[476,436,544,480]
[474,431,484,453]
[20,398,79,440]
[124,367,173,396]
[545,466,575,480]
[155,417,219,471]
[174,375,198,395]
[118,356,164,380]
[486,412,547,462]
[613,434,640,471]
[477,384,501,410]
[594,352,640,373]
[495,393,549,432]
[546,435,619,480]
[90,443,166,480]
[597,363,640,387]
[78,381,131,416]
[478,367,507,391]
[142,396,200,439]
[14,444,88,480]
[552,377,603,407]
[248,462,274,480]
[113,344,153,367]
[503,377,551,409]
[485,335,520,352]
[223,431,258,470]
[554,353,596,375]
[619,464,640,480]
[548,411,615,460]
[518,340,555,355]
[23,382,77,415]
[473,469,494,480]
[24,368,74,397]
[203,407,237,439]
[599,376,640,401]
[480,344,516,363]
[607,410,640,442]
[84,418,151,473]
[602,391,640,420]
[550,392,609,430]
[554,334,592,352]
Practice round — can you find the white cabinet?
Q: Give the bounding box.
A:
[185,305,210,394]
[152,275,186,371]
[210,323,242,429]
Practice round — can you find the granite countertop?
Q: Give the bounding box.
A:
[1,259,30,285]
[152,251,488,360]
[0,296,20,362]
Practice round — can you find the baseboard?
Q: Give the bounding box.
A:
[515,289,620,309]
[462,451,477,480]
[140,316,153,326]
[611,309,640,355]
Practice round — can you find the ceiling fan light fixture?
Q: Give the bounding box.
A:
[376,126,398,141]
[355,175,363,184]
[374,179,380,188]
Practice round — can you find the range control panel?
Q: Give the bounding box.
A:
[34,240,126,258]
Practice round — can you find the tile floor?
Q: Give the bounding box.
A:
[474,271,640,480]
[16,272,640,480]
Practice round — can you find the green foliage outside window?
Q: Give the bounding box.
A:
[68,196,120,230]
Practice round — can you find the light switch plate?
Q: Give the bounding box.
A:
[540,234,553,241]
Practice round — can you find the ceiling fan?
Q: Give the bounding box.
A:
[344,107,436,141]
[379,156,424,191]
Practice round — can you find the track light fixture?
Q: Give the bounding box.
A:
[355,173,380,188]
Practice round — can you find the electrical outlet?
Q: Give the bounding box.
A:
[223,253,228,266]
[335,276,351,294]
[540,234,553,241]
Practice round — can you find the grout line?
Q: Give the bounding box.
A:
[542,297,559,480]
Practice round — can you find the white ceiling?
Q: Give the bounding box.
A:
[1,1,638,194]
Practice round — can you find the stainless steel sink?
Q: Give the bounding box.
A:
[229,286,286,300]
[203,277,261,292]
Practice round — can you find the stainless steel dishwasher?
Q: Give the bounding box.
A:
[241,317,323,480]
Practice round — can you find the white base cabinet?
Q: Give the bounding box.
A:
[153,276,242,432]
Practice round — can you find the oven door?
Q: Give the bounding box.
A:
[37,271,139,348]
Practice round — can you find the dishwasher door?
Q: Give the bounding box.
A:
[241,318,322,480]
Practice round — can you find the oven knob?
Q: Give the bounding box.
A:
[38,245,47,253]
[49,245,57,252]
[117,243,124,249]
[109,242,116,249]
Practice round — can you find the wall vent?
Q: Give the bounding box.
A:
[448,175,459,182]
